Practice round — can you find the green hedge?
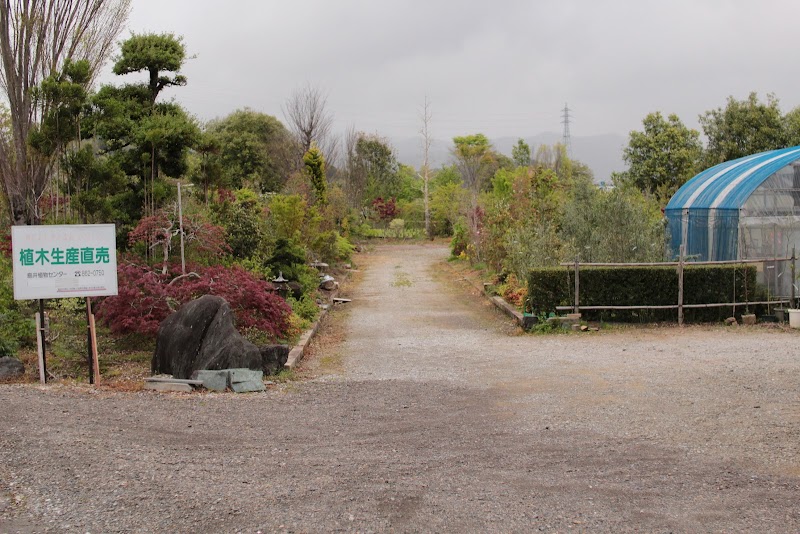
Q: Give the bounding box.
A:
[527,264,760,323]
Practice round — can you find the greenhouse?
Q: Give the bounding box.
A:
[665,145,800,298]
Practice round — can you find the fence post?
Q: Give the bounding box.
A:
[574,255,580,314]
[677,245,685,326]
[792,246,796,309]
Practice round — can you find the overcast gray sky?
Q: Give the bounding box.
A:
[105,0,800,142]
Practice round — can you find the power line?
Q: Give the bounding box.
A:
[561,103,573,157]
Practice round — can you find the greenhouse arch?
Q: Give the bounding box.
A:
[665,145,800,297]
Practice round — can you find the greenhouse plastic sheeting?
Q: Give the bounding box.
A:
[666,146,800,261]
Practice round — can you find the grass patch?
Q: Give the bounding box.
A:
[270,368,296,383]
[393,272,413,287]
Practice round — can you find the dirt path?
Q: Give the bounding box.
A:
[2,243,800,532]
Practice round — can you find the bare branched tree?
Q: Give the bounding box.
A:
[282,83,334,156]
[0,0,131,225]
[420,96,432,240]
[342,125,366,208]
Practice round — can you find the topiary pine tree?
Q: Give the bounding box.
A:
[303,143,327,205]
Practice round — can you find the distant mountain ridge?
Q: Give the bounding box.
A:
[391,132,626,184]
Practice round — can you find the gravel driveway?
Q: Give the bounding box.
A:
[2,243,800,533]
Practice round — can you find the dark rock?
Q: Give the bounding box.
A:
[260,344,290,375]
[287,281,303,300]
[152,295,261,379]
[521,314,538,331]
[0,357,24,379]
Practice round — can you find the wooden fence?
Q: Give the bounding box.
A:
[556,247,797,325]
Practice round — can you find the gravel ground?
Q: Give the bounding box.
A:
[2,243,800,533]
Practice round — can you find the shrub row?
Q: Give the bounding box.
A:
[527,264,759,323]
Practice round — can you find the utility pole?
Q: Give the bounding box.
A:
[561,103,573,158]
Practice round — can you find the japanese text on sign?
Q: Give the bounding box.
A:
[12,224,118,300]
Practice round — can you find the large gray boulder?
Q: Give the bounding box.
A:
[152,295,262,379]
[0,357,24,379]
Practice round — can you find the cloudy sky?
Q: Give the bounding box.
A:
[104,0,800,142]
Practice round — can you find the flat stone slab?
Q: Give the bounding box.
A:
[144,382,194,393]
[188,368,266,393]
[230,380,266,393]
[228,368,263,384]
[191,370,229,392]
[229,369,265,393]
[144,377,204,385]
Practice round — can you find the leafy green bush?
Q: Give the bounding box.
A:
[527,264,758,322]
[335,233,355,261]
[312,230,354,263]
[0,257,36,356]
[287,294,320,323]
[450,220,469,257]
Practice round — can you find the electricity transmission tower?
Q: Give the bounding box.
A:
[561,103,573,157]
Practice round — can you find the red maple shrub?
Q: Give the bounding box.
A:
[170,264,290,339]
[97,262,173,336]
[371,197,398,221]
[128,209,229,273]
[96,260,292,340]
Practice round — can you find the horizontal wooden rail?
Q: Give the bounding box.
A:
[559,258,793,268]
[555,299,791,311]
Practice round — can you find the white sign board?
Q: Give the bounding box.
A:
[12,224,118,300]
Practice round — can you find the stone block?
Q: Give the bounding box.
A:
[228,368,263,384]
[741,314,756,325]
[230,380,266,393]
[191,370,229,392]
